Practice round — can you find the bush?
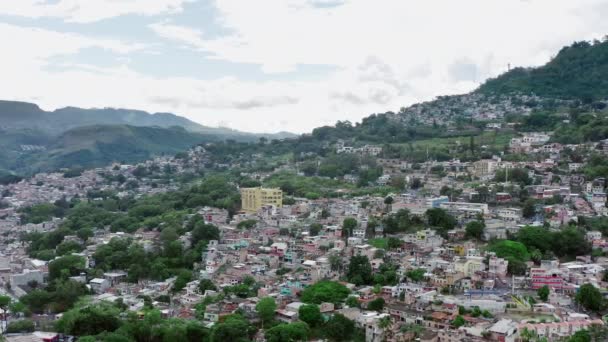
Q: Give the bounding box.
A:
[6,319,35,333]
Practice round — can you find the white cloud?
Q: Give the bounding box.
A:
[2,1,608,133]
[148,21,205,48]
[0,0,194,23]
[0,22,143,66]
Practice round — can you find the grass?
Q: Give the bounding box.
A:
[369,238,388,249]
[404,131,516,150]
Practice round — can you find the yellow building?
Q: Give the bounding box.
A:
[240,187,283,212]
[454,257,485,277]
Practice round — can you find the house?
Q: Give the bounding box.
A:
[89,278,110,293]
[488,319,518,342]
[6,332,59,342]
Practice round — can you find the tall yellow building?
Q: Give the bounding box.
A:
[240,187,283,212]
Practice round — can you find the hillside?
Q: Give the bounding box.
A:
[478,39,608,101]
[0,100,296,174]
[0,100,296,140]
[296,39,608,148]
[10,125,225,173]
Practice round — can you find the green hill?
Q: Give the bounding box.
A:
[26,125,224,172]
[0,100,296,174]
[478,39,608,101]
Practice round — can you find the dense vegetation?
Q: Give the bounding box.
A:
[479,39,608,101]
[488,224,592,275]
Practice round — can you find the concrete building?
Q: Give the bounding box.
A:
[89,278,111,293]
[10,269,44,287]
[240,187,283,212]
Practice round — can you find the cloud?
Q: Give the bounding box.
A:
[448,59,479,83]
[0,22,143,65]
[231,96,299,110]
[2,0,608,134]
[329,91,366,105]
[148,21,205,48]
[0,0,195,23]
[151,94,299,110]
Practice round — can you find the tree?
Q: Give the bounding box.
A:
[489,240,530,262]
[55,240,84,256]
[328,254,342,272]
[5,319,35,333]
[0,296,10,328]
[367,298,385,311]
[494,168,531,185]
[410,178,422,189]
[465,221,485,240]
[576,284,605,312]
[522,199,537,219]
[405,268,426,282]
[172,270,193,293]
[345,296,360,308]
[387,237,402,250]
[519,327,542,342]
[566,329,591,342]
[384,196,394,212]
[191,222,220,246]
[517,226,552,253]
[211,314,252,342]
[256,297,277,325]
[452,315,465,328]
[298,304,323,327]
[425,208,456,236]
[56,303,121,336]
[537,285,550,302]
[378,316,393,341]
[48,255,85,281]
[265,322,310,342]
[551,227,592,258]
[300,281,350,304]
[76,228,94,242]
[323,313,355,341]
[236,219,257,230]
[342,218,357,238]
[309,223,322,237]
[198,279,217,294]
[346,255,373,285]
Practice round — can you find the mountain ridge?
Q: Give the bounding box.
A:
[0,100,296,139]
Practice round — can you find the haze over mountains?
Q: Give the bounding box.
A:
[0,100,296,138]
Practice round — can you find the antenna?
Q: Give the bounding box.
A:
[508,63,511,71]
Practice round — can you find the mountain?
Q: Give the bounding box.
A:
[3,125,231,173]
[477,39,608,101]
[0,100,296,139]
[38,125,223,171]
[303,39,608,146]
[0,100,296,174]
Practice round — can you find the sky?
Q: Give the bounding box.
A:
[0,1,607,134]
